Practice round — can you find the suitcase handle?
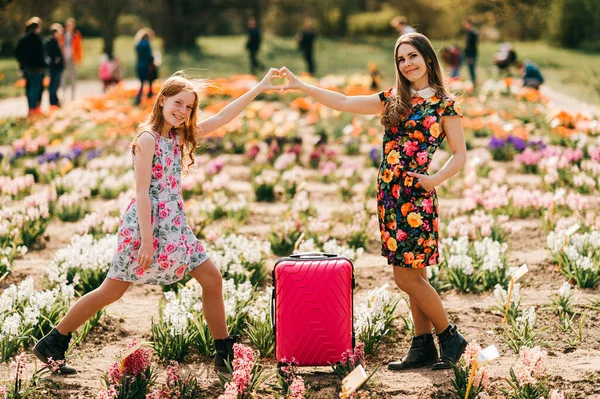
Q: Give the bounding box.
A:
[270,288,276,331]
[289,252,337,258]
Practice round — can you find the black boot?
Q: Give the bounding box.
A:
[431,324,468,370]
[32,328,77,374]
[214,336,237,373]
[388,333,438,371]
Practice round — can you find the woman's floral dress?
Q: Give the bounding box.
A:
[377,87,462,268]
[108,129,210,284]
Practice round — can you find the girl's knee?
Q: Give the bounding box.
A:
[198,264,223,292]
[97,280,129,303]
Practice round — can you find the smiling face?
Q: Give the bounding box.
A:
[159,90,196,129]
[396,43,428,84]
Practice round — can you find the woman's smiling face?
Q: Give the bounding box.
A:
[396,43,428,84]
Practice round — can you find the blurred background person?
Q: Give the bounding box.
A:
[14,17,46,116]
[45,23,65,109]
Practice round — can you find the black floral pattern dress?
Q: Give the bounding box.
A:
[376,87,462,268]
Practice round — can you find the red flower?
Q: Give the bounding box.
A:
[416,151,429,166]
[396,229,408,241]
[152,164,163,179]
[422,198,433,213]
[423,115,437,129]
[402,140,419,157]
[391,184,400,199]
[428,252,438,265]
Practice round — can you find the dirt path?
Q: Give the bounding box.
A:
[0,79,140,119]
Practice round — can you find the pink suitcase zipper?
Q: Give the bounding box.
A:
[272,252,355,367]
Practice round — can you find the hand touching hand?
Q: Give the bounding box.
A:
[278,66,304,91]
[258,68,285,93]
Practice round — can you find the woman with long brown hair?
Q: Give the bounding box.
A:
[279,32,469,371]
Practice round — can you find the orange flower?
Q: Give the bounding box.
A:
[386,220,397,230]
[387,237,397,252]
[430,123,440,138]
[387,150,400,165]
[378,205,385,220]
[401,203,413,217]
[410,97,425,106]
[291,97,312,112]
[403,251,414,265]
[407,212,423,228]
[405,120,417,129]
[393,166,402,178]
[391,184,400,199]
[412,131,425,142]
[384,140,397,154]
[382,169,393,183]
[404,176,414,187]
[412,254,426,268]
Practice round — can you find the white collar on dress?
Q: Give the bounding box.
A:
[410,86,435,98]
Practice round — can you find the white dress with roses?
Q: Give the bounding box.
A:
[107,129,210,285]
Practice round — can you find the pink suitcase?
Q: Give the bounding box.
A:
[271,252,355,367]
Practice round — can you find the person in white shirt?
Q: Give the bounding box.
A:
[391,15,417,37]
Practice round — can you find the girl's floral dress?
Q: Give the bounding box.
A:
[108,129,210,284]
[377,87,462,268]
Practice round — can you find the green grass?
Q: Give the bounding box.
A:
[1,35,599,103]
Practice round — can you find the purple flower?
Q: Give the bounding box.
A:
[507,136,526,152]
[370,147,381,164]
[488,136,507,150]
[86,149,102,160]
[47,151,60,162]
[528,139,546,151]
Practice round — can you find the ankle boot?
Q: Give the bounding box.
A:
[32,328,77,374]
[388,333,438,371]
[214,336,237,373]
[431,324,468,370]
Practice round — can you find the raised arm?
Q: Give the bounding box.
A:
[196,68,281,139]
[280,66,384,115]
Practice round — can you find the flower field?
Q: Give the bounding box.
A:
[1,75,599,398]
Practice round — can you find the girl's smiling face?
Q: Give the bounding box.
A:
[396,43,428,84]
[159,90,196,129]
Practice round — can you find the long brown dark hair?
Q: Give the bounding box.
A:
[133,72,203,172]
[381,33,450,128]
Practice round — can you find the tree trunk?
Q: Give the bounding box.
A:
[90,0,129,57]
[160,0,210,51]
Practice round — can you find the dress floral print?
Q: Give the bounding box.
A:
[377,87,462,268]
[108,129,210,284]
